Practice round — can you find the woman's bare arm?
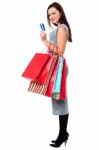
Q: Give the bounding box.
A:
[56,27,67,55]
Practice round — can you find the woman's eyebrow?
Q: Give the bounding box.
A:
[48,11,56,15]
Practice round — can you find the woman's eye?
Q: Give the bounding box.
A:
[48,12,56,17]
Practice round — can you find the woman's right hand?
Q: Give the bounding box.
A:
[40,32,47,42]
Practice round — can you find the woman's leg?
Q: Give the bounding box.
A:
[59,114,69,135]
[50,114,69,147]
[53,113,69,142]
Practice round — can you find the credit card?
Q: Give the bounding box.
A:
[40,23,46,31]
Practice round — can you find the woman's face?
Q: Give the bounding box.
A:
[48,7,61,24]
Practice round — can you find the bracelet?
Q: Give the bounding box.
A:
[55,46,60,55]
[48,42,51,52]
[53,47,57,55]
[48,42,54,53]
[47,42,59,55]
[56,47,58,55]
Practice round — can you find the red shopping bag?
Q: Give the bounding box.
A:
[21,53,50,81]
[45,58,58,96]
[45,59,67,100]
[59,59,67,100]
[28,54,58,95]
[36,54,56,84]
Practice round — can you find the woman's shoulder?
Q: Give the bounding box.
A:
[57,24,69,33]
[57,24,69,39]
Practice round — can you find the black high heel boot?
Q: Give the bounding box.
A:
[51,132,69,143]
[50,114,69,147]
[50,132,69,147]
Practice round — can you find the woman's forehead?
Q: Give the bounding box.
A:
[48,7,58,14]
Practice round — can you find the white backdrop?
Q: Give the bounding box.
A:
[0,0,99,150]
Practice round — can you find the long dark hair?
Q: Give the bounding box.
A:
[47,2,72,42]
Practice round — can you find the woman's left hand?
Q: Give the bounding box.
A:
[40,32,47,41]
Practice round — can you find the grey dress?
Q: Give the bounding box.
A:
[49,24,69,115]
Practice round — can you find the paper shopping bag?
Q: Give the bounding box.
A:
[21,53,50,81]
[45,57,67,100]
[28,54,58,95]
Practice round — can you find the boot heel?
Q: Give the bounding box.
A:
[64,140,67,146]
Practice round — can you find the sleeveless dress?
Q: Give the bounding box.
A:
[49,24,69,115]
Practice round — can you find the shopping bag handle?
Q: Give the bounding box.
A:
[40,48,49,53]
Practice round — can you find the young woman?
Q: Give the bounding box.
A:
[40,2,72,148]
